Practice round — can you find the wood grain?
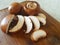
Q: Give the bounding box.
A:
[0,8,60,45]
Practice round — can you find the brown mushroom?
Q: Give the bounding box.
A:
[0,14,24,33]
[21,1,40,15]
[0,14,15,33]
[8,2,22,14]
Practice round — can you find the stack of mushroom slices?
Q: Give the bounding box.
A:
[0,13,47,41]
[0,1,47,41]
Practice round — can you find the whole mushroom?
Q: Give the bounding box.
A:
[21,1,40,16]
[8,2,22,14]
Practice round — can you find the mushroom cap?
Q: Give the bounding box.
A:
[0,14,15,33]
[8,2,22,14]
[22,1,40,15]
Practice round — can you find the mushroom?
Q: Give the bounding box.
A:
[9,15,24,32]
[38,13,46,19]
[0,14,24,33]
[23,1,40,15]
[29,16,40,30]
[31,30,47,41]
[36,16,46,25]
[24,16,33,33]
[0,14,15,33]
[8,2,22,14]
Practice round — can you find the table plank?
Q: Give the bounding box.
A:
[0,8,60,45]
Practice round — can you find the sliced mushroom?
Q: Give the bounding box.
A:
[26,2,37,10]
[24,16,33,33]
[8,2,22,14]
[36,16,46,25]
[9,15,24,32]
[38,13,46,19]
[29,16,40,30]
[0,14,15,33]
[31,30,47,41]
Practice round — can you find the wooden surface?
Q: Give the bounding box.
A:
[0,8,60,45]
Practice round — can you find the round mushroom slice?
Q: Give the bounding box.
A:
[36,16,46,25]
[24,16,33,33]
[9,15,24,32]
[29,16,40,30]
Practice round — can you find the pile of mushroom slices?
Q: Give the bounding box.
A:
[0,1,47,41]
[0,13,47,41]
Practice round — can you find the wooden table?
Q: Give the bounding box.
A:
[0,8,60,45]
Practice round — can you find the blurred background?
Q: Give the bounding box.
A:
[0,0,60,22]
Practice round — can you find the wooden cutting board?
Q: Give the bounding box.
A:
[0,8,60,45]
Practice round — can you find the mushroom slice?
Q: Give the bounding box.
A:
[9,15,24,32]
[24,16,33,33]
[38,13,46,19]
[29,16,40,30]
[0,14,15,33]
[36,16,46,25]
[31,30,47,41]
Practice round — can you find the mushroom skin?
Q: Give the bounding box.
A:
[0,14,15,33]
[8,1,41,16]
[21,1,40,16]
[8,2,22,14]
